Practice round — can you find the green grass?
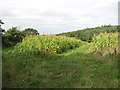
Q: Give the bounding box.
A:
[2,38,118,88]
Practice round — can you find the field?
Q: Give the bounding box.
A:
[58,25,118,43]
[13,35,82,55]
[2,32,119,88]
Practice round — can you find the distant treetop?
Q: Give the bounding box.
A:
[0,19,5,33]
[22,28,39,35]
[0,19,4,24]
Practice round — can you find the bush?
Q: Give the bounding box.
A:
[2,27,24,47]
[2,33,13,47]
[2,27,40,47]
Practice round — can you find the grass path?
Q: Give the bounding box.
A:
[2,42,118,88]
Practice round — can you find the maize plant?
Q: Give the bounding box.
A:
[13,35,81,56]
[92,32,118,55]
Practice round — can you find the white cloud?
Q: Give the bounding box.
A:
[0,0,119,34]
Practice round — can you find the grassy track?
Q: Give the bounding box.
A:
[2,41,118,88]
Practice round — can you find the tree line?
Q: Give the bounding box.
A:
[0,19,39,47]
[2,27,39,47]
[58,25,119,43]
[1,19,119,47]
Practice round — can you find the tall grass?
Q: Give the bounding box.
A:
[13,35,82,56]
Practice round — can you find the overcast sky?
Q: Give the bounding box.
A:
[0,0,119,34]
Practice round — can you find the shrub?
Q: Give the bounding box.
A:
[2,33,13,47]
[2,27,24,47]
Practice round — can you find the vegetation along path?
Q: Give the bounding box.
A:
[3,37,118,88]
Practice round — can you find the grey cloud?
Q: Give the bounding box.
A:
[0,8,17,18]
[39,10,70,17]
[0,0,118,34]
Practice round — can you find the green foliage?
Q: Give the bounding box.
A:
[3,42,118,88]
[2,33,13,47]
[92,32,118,56]
[2,27,39,47]
[0,19,5,34]
[0,19,4,24]
[13,35,81,56]
[2,25,119,88]
[58,25,119,43]
[22,28,39,36]
[2,27,24,47]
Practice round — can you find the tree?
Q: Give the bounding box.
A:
[2,27,24,47]
[0,19,5,34]
[0,19,4,24]
[22,28,39,36]
[7,27,24,44]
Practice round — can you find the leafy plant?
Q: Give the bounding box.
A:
[2,27,24,47]
[13,35,82,56]
[92,32,118,56]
